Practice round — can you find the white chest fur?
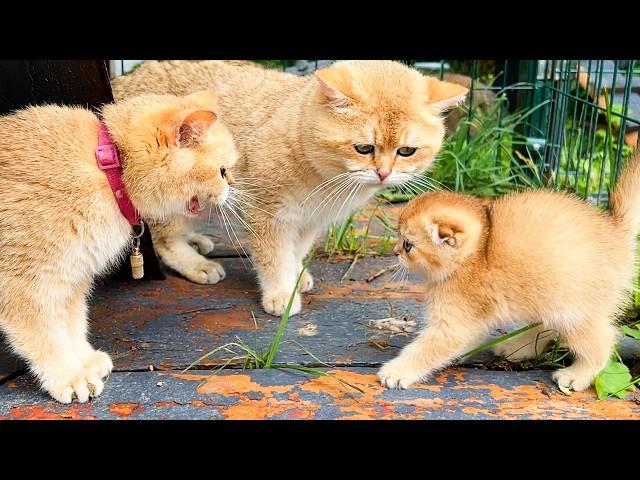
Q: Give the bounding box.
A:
[57,200,132,286]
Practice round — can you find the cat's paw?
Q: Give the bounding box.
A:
[552,366,594,392]
[42,355,113,404]
[183,260,226,284]
[262,290,301,317]
[189,234,215,255]
[299,270,314,293]
[378,357,425,389]
[84,350,113,378]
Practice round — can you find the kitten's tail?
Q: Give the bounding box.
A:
[610,148,640,237]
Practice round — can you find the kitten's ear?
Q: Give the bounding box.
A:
[186,90,218,110]
[315,67,360,108]
[177,110,217,147]
[425,77,469,111]
[431,223,459,247]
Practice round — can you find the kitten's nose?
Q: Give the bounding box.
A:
[377,168,391,182]
[392,243,401,256]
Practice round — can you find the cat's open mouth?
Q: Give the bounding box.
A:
[187,195,201,216]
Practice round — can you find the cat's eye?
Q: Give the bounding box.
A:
[397,147,417,157]
[403,239,413,253]
[354,144,374,155]
[220,167,227,178]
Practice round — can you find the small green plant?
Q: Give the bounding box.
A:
[184,260,364,394]
[323,199,397,257]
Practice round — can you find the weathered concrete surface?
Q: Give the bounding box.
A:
[1,201,639,417]
[2,367,638,420]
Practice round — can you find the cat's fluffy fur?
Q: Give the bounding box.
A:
[0,91,237,403]
[379,149,640,392]
[112,60,469,316]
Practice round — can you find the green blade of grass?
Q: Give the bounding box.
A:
[461,324,540,359]
[263,264,308,368]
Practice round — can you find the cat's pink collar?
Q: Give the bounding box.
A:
[95,122,140,226]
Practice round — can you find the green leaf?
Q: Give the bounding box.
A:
[594,358,635,400]
[621,324,640,340]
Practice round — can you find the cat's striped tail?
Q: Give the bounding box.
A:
[610,148,640,237]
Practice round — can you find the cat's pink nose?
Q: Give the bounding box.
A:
[377,169,391,181]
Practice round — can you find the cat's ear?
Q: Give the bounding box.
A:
[177,110,217,147]
[425,77,469,111]
[314,67,360,108]
[186,90,218,110]
[430,223,459,247]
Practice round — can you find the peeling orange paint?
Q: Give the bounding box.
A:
[223,398,320,420]
[10,404,95,420]
[108,403,145,418]
[185,309,256,335]
[311,283,424,302]
[171,373,292,396]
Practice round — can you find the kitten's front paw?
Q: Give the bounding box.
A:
[299,270,314,293]
[183,260,226,284]
[552,366,594,392]
[378,357,425,389]
[189,234,215,255]
[262,290,301,317]
[42,353,113,404]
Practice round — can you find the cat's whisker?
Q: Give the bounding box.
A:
[224,201,268,250]
[322,177,360,220]
[222,208,255,268]
[220,205,250,269]
[334,180,363,222]
[226,197,256,221]
[308,177,357,219]
[229,194,276,218]
[300,172,352,207]
[325,178,356,218]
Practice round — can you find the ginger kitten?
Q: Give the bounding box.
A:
[379,149,640,392]
[0,90,237,403]
[112,60,468,316]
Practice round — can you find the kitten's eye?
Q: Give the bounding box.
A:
[397,147,417,157]
[403,239,413,253]
[220,167,227,178]
[354,144,374,155]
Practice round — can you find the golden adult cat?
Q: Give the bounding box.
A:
[0,90,237,403]
[380,149,640,392]
[112,60,468,316]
